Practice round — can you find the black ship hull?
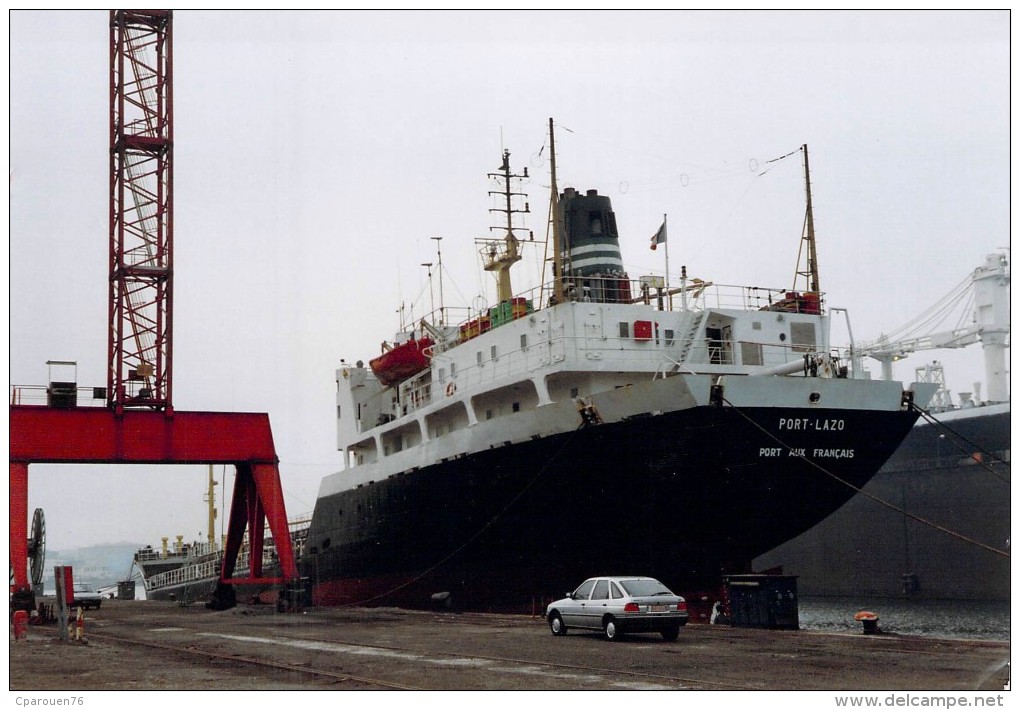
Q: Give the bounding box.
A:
[754,404,1010,600]
[303,403,921,611]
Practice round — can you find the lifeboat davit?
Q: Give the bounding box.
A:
[369,337,434,387]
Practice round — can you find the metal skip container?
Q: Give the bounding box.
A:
[725,575,799,630]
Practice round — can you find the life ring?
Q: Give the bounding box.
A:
[446,382,457,397]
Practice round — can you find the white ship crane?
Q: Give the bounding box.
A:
[859,253,1010,404]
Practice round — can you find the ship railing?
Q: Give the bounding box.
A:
[146,553,222,592]
[520,275,823,314]
[134,540,218,562]
[10,383,110,408]
[396,329,838,417]
[440,277,823,347]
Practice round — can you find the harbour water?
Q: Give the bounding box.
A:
[797,595,1010,642]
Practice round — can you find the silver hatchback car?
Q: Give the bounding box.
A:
[546,576,689,641]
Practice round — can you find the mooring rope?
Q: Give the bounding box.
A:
[910,402,1010,480]
[721,396,1009,559]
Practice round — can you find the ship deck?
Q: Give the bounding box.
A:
[10,599,1009,693]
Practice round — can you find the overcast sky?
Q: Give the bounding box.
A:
[9,10,1010,554]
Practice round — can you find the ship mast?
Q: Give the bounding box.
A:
[205,465,218,552]
[483,149,529,303]
[548,117,566,305]
[793,143,821,296]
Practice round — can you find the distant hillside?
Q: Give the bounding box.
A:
[45,543,144,590]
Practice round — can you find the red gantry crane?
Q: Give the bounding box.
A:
[10,10,301,612]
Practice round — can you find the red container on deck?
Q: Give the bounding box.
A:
[634,320,653,341]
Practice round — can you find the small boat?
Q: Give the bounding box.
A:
[369,336,434,387]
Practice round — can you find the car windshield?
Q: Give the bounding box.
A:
[74,584,95,593]
[619,579,673,597]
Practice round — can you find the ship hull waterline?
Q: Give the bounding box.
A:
[304,403,920,612]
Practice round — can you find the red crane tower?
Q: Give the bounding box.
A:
[109,9,174,411]
[10,10,300,612]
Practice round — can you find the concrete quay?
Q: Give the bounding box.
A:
[9,600,1010,692]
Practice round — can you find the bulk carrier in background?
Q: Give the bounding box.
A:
[298,122,936,612]
[756,253,1010,600]
[132,466,311,605]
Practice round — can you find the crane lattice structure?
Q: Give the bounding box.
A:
[110,10,174,410]
[10,10,300,614]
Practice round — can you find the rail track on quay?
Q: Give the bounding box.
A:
[89,629,755,690]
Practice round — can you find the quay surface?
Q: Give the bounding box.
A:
[9,600,1010,692]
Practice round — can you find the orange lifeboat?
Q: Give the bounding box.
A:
[369,337,434,387]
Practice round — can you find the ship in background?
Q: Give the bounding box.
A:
[298,125,936,612]
[755,253,1010,600]
[133,466,311,605]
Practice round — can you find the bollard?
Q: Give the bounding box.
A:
[854,610,879,635]
[12,610,29,640]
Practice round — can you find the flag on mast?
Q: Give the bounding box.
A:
[650,221,667,250]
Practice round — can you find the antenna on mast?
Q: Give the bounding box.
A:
[548,118,566,305]
[481,149,529,304]
[431,236,445,326]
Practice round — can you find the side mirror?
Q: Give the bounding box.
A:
[566,592,574,600]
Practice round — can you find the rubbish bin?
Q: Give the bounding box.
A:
[724,575,799,630]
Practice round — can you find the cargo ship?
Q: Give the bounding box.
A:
[755,254,1010,600]
[133,467,311,605]
[299,126,935,612]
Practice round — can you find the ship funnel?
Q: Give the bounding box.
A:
[558,188,631,303]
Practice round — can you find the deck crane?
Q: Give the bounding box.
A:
[858,253,1010,404]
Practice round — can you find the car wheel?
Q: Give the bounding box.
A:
[548,612,567,636]
[661,624,680,641]
[603,616,620,641]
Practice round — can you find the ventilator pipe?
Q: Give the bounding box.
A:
[755,358,810,377]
